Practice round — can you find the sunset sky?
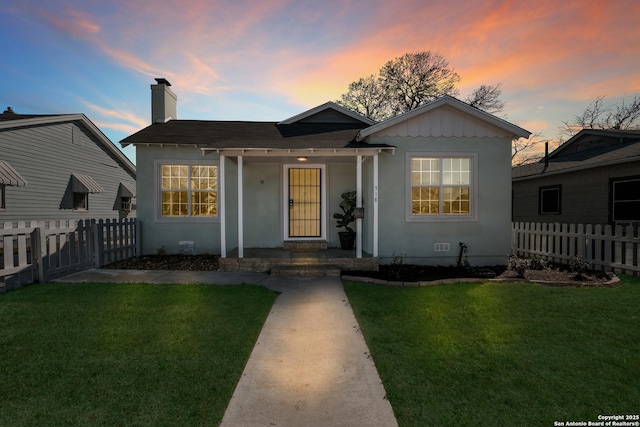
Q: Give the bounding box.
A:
[2,0,639,163]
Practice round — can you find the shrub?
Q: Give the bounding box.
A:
[529,255,549,271]
[508,255,530,278]
[569,256,590,279]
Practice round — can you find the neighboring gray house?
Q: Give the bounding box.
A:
[0,108,136,220]
[121,79,529,266]
[512,129,640,228]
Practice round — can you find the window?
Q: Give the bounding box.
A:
[611,176,640,222]
[160,164,218,217]
[73,192,88,210]
[408,155,474,220]
[539,185,561,214]
[0,184,5,209]
[121,196,132,211]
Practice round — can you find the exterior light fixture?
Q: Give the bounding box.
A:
[297,156,308,162]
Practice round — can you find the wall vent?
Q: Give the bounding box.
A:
[434,243,450,252]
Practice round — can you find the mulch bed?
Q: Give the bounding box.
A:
[103,255,617,287]
[104,254,220,271]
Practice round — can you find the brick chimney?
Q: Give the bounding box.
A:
[151,78,177,123]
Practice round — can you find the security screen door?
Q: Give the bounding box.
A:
[288,167,321,238]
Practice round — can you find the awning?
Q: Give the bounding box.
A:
[71,173,104,193]
[118,182,136,197]
[0,160,28,186]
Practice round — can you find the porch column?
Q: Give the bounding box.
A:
[373,154,379,257]
[356,155,362,258]
[220,155,226,258]
[237,155,243,258]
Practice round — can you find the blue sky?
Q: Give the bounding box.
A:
[2,0,639,164]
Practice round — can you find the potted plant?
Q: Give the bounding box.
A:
[333,191,357,250]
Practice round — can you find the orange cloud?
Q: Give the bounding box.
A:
[82,101,147,130]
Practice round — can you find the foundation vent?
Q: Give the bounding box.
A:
[434,243,450,252]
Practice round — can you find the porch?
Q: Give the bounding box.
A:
[218,247,379,276]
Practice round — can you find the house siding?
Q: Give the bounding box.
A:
[136,143,360,254]
[512,161,640,225]
[0,121,136,221]
[368,135,513,265]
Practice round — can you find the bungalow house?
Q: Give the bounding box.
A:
[122,79,530,270]
[0,108,136,220]
[512,129,640,228]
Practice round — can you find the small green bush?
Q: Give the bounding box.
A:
[529,255,549,271]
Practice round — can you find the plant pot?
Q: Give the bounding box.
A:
[338,231,356,250]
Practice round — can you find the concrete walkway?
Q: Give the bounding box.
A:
[57,270,398,427]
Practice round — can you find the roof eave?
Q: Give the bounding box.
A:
[356,96,531,141]
[0,114,136,177]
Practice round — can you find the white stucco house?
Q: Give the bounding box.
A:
[121,79,530,270]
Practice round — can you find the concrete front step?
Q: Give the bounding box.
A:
[282,240,328,251]
[270,264,342,277]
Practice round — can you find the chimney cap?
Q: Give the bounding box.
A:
[154,78,171,86]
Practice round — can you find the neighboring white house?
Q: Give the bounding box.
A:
[122,79,530,267]
[0,108,136,220]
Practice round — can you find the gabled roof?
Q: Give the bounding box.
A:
[278,101,376,125]
[356,95,531,141]
[0,112,136,177]
[512,129,640,180]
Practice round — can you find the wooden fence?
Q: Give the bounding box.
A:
[1,218,138,291]
[512,222,639,276]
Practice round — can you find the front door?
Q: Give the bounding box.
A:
[286,166,324,238]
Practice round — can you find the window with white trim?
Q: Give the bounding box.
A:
[611,176,640,222]
[409,156,472,218]
[160,164,218,217]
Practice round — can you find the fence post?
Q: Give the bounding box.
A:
[92,219,102,268]
[33,222,47,283]
[135,219,141,256]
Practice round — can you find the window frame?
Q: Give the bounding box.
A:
[538,185,562,215]
[405,152,478,223]
[73,191,89,210]
[155,160,220,223]
[610,175,640,223]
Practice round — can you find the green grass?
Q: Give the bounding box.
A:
[344,277,640,427]
[0,282,276,426]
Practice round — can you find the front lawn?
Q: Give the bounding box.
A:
[344,278,640,427]
[0,282,276,426]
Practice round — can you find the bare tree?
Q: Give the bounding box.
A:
[378,52,461,116]
[465,83,505,114]
[336,51,462,121]
[335,75,391,120]
[561,94,640,139]
[511,132,547,166]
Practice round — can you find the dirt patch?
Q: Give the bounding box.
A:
[495,266,616,287]
[104,254,219,271]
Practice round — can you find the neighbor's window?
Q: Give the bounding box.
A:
[611,176,640,222]
[539,185,561,214]
[73,192,88,210]
[410,157,472,217]
[161,164,218,217]
[0,184,5,209]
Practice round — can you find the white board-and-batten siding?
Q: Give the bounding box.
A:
[0,120,136,220]
[378,105,514,138]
